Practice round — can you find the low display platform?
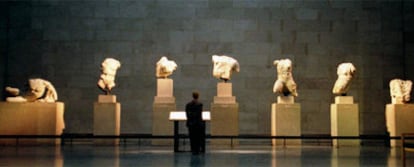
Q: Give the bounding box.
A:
[331,96,360,147]
[94,95,121,145]
[271,96,301,146]
[153,78,176,145]
[386,104,414,147]
[0,102,65,145]
[211,82,239,145]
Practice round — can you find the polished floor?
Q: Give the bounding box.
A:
[0,144,412,167]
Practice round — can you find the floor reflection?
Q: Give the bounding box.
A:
[0,145,412,167]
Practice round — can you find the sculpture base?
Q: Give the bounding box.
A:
[0,102,65,145]
[277,96,294,104]
[154,78,175,103]
[331,96,359,147]
[152,102,176,145]
[93,102,121,145]
[210,103,239,145]
[213,96,236,104]
[157,78,173,97]
[217,82,233,96]
[271,103,301,146]
[386,104,414,147]
[98,95,117,103]
[335,96,354,104]
[214,82,236,104]
[154,96,175,103]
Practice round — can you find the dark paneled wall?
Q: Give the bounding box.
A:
[1,0,413,135]
[0,2,8,100]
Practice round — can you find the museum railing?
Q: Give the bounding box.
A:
[0,134,395,147]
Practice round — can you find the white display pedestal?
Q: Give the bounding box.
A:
[152,78,176,145]
[386,104,414,147]
[94,95,121,145]
[330,96,359,147]
[211,82,239,145]
[0,102,65,145]
[271,96,301,146]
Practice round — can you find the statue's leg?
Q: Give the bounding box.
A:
[273,80,283,93]
[286,80,298,96]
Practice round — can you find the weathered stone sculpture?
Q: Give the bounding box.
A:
[273,59,298,97]
[332,62,356,95]
[212,55,240,82]
[156,56,177,78]
[390,79,412,104]
[97,58,121,94]
[5,78,58,102]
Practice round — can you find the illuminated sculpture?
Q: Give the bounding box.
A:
[273,59,298,96]
[5,78,58,102]
[332,62,356,95]
[212,55,240,82]
[156,56,177,78]
[97,58,121,94]
[389,79,412,104]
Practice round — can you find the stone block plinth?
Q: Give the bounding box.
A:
[152,103,176,145]
[277,96,295,104]
[156,78,173,97]
[386,104,414,147]
[331,96,359,147]
[210,103,239,145]
[214,82,236,104]
[0,102,65,145]
[153,78,176,145]
[94,101,121,145]
[271,101,301,146]
[98,95,116,103]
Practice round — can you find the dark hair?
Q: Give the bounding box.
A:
[192,91,199,99]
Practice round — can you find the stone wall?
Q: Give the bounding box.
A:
[0,2,8,100]
[1,0,413,135]
[405,1,414,81]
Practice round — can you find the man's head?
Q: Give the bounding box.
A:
[192,91,199,100]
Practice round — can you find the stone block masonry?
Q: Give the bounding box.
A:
[0,0,412,136]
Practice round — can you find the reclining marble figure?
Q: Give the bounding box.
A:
[332,62,356,95]
[273,58,298,96]
[97,58,121,94]
[5,78,58,102]
[212,55,240,82]
[156,56,177,78]
[389,79,412,104]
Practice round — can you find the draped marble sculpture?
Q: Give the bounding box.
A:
[389,79,412,104]
[273,59,298,97]
[97,58,121,94]
[332,62,356,95]
[5,78,58,102]
[156,56,177,78]
[212,55,240,82]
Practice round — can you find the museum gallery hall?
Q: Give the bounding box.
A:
[0,0,414,166]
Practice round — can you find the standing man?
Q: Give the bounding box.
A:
[186,91,205,155]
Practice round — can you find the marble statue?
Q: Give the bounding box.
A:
[389,79,412,104]
[212,55,240,82]
[156,56,177,78]
[273,58,298,96]
[5,78,58,102]
[97,58,121,94]
[332,62,356,95]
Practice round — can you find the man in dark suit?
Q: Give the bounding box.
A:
[186,91,205,155]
